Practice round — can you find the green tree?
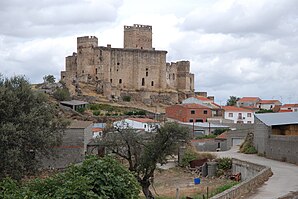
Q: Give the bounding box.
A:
[0,75,68,181]
[0,156,140,199]
[103,122,190,199]
[43,75,55,84]
[52,87,71,101]
[226,96,240,106]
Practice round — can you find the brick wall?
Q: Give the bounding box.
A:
[166,105,212,122]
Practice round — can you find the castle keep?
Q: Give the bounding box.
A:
[61,24,195,104]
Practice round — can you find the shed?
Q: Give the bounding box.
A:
[60,100,89,111]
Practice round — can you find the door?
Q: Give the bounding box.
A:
[232,138,244,146]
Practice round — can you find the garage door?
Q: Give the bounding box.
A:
[232,138,244,146]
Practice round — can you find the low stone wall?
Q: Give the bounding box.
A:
[211,159,273,199]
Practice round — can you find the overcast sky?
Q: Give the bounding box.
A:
[1,0,298,104]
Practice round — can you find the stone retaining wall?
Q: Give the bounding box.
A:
[211,159,273,199]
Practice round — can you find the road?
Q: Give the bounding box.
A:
[217,147,298,199]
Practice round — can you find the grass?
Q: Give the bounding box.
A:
[195,134,217,139]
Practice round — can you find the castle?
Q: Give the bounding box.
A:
[61,24,195,104]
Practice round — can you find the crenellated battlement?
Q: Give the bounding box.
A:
[124,24,152,30]
[77,36,98,48]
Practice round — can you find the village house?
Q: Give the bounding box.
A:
[182,96,222,117]
[222,106,254,124]
[279,104,298,112]
[257,100,282,110]
[236,97,261,108]
[166,103,212,123]
[113,118,160,132]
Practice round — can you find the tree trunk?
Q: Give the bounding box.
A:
[141,180,154,199]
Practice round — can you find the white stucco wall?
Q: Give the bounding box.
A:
[224,111,254,124]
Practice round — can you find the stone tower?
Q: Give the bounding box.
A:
[124,24,152,50]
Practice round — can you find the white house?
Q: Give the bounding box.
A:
[222,106,254,124]
[280,104,298,112]
[257,100,282,110]
[113,118,160,132]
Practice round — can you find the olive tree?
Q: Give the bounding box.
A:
[0,75,68,180]
[102,122,191,199]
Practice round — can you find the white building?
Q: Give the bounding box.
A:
[222,106,254,124]
[280,104,298,112]
[257,100,282,110]
[113,118,160,132]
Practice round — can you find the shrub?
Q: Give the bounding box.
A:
[77,107,86,114]
[53,87,71,101]
[217,157,232,170]
[122,96,131,102]
[0,156,141,199]
[240,133,257,154]
[195,134,216,139]
[93,110,100,116]
[89,103,100,110]
[181,148,198,167]
[213,128,229,136]
[135,110,146,115]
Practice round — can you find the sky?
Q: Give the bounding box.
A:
[1,0,298,104]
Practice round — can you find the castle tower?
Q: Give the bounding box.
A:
[123,24,152,50]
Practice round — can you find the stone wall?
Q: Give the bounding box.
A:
[253,116,271,154]
[61,24,195,103]
[211,159,272,199]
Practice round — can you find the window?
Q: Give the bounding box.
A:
[247,113,252,117]
[146,72,148,76]
[228,113,233,117]
[196,119,203,122]
[191,110,195,114]
[142,78,145,86]
[95,68,98,74]
[119,79,122,84]
[144,124,147,128]
[151,81,154,86]
[173,73,175,80]
[82,70,84,74]
[247,121,252,124]
[110,79,112,83]
[203,110,208,114]
[189,119,193,123]
[117,62,120,65]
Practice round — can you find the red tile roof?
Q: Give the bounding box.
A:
[222,106,253,112]
[92,127,103,132]
[281,104,298,108]
[279,109,293,112]
[128,118,159,123]
[211,102,221,108]
[216,132,227,139]
[258,100,281,104]
[180,103,211,109]
[238,97,260,102]
[196,96,212,101]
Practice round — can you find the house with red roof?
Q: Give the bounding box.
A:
[236,97,261,108]
[280,104,298,112]
[257,100,282,110]
[113,118,160,132]
[182,96,222,117]
[222,106,255,124]
[166,103,212,123]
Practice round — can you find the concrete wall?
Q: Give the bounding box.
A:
[42,124,93,169]
[266,135,298,164]
[211,159,272,199]
[192,139,227,151]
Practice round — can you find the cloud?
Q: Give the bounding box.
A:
[0,0,123,38]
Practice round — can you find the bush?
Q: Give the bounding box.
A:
[122,96,131,102]
[89,103,100,110]
[181,148,198,167]
[243,146,257,154]
[0,156,141,199]
[195,134,216,139]
[217,157,232,170]
[53,87,71,101]
[93,110,100,116]
[77,107,86,114]
[213,128,229,136]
